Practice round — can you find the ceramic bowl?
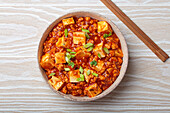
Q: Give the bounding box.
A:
[38,11,128,101]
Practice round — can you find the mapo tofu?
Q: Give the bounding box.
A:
[40,16,123,97]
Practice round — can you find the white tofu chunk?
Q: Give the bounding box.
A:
[84,69,94,82]
[94,60,104,71]
[73,32,86,45]
[93,42,105,58]
[55,52,66,64]
[98,21,112,33]
[68,70,80,83]
[40,53,54,69]
[53,81,64,90]
[75,49,91,60]
[62,17,75,26]
[85,83,102,97]
[56,36,65,47]
[48,76,64,90]
[56,35,71,48]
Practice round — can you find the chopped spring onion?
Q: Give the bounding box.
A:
[70,52,76,54]
[82,28,90,33]
[103,47,110,54]
[92,73,98,77]
[85,33,90,39]
[65,52,75,63]
[79,66,83,74]
[64,68,70,71]
[87,46,93,52]
[71,55,75,58]
[66,52,70,56]
[66,49,72,52]
[77,74,84,81]
[103,32,112,38]
[64,29,68,37]
[87,70,91,76]
[66,52,71,59]
[68,62,75,68]
[90,60,97,66]
[65,56,70,63]
[83,43,93,48]
[98,53,101,59]
[49,73,55,77]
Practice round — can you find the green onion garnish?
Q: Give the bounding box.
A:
[49,73,55,77]
[82,28,90,33]
[90,60,97,66]
[87,46,93,52]
[65,56,70,63]
[64,29,68,37]
[66,52,71,59]
[70,52,76,54]
[87,70,91,76]
[98,53,101,59]
[67,49,72,52]
[68,62,75,68]
[85,33,90,39]
[79,66,83,74]
[65,52,75,63]
[103,47,110,54]
[64,68,70,71]
[83,43,93,48]
[77,74,84,81]
[103,32,112,38]
[71,55,75,58]
[66,52,70,56]
[92,73,98,77]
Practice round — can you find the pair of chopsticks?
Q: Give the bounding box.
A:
[101,0,169,62]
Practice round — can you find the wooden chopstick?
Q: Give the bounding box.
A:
[100,0,169,62]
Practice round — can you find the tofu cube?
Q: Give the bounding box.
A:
[53,81,64,90]
[84,69,93,82]
[40,53,54,69]
[93,42,105,58]
[94,60,104,72]
[55,52,66,64]
[98,21,112,33]
[68,70,80,83]
[73,32,86,45]
[75,50,91,60]
[48,76,64,90]
[85,83,102,97]
[56,36,65,47]
[75,46,91,60]
[62,17,75,26]
[56,36,71,48]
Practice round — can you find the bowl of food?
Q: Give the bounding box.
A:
[38,11,128,101]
